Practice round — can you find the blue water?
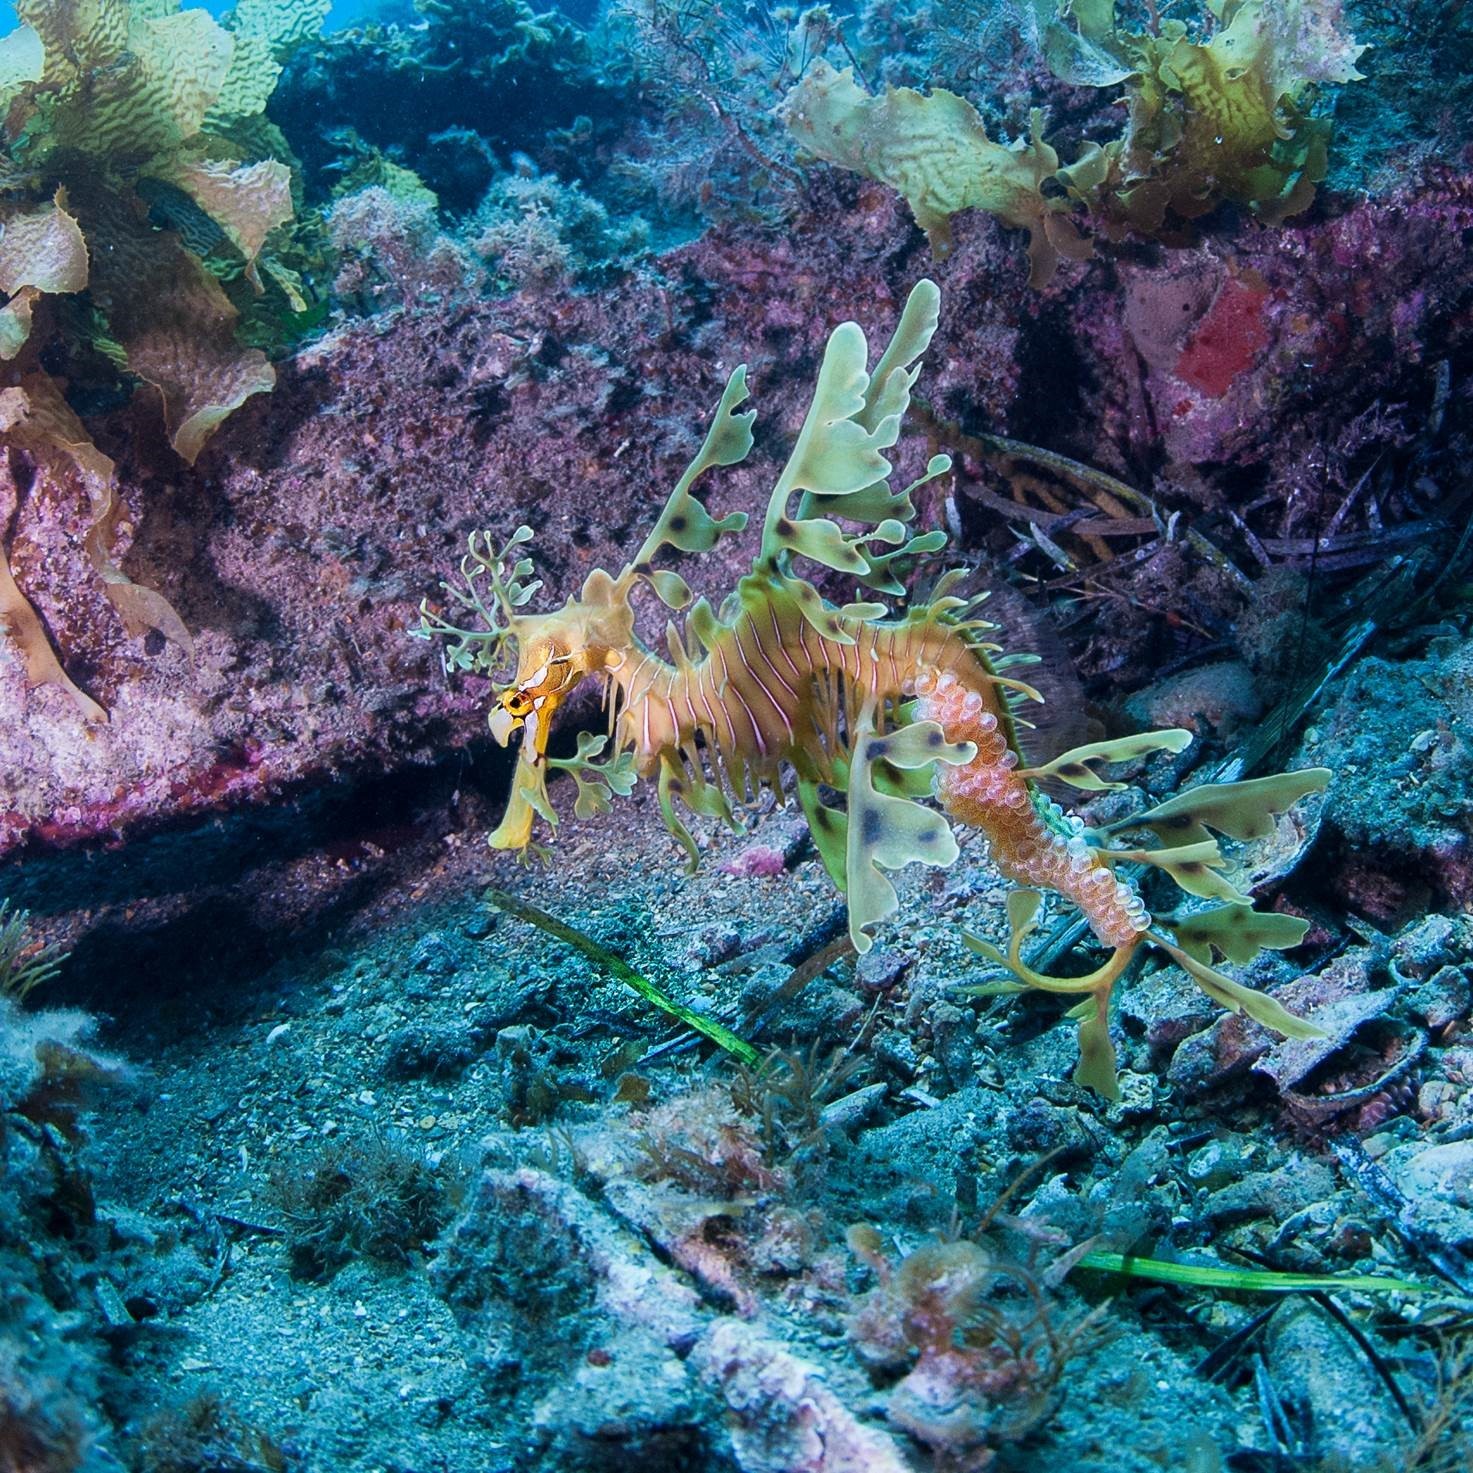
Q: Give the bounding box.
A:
[0,0,383,32]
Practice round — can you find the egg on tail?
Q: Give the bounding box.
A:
[914,669,1151,949]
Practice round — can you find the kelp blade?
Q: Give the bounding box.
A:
[484,887,762,1068]
[1075,1251,1429,1295]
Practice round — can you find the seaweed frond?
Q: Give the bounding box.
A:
[0,899,66,1002]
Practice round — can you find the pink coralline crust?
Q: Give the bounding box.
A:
[718,846,788,878]
[693,1319,912,1473]
[0,740,267,853]
[1332,835,1473,921]
[1174,275,1272,397]
[1083,169,1473,471]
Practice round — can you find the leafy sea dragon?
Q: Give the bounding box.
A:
[418,280,1329,1094]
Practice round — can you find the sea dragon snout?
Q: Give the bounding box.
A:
[488,650,580,753]
[479,588,635,851]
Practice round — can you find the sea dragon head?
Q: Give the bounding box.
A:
[488,574,632,739]
[417,528,636,852]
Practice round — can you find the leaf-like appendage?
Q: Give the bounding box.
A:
[488,744,556,853]
[788,579,859,646]
[1005,887,1044,948]
[1069,991,1120,1100]
[1122,768,1332,848]
[844,720,971,952]
[550,733,639,822]
[859,525,950,596]
[1164,904,1311,966]
[626,365,752,575]
[962,930,1009,969]
[779,515,870,575]
[1158,938,1324,1040]
[1110,839,1252,904]
[761,282,946,579]
[862,278,942,431]
[797,779,848,888]
[647,569,692,611]
[416,525,539,678]
[657,755,702,870]
[865,719,977,773]
[780,320,886,500]
[1027,728,1193,791]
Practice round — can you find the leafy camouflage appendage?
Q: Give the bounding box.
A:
[625,365,753,610]
[845,714,975,950]
[757,276,951,591]
[415,525,542,682]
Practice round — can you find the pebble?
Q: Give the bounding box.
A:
[856,948,910,993]
[819,1084,888,1134]
[1384,1139,1473,1246]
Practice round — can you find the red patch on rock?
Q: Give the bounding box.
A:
[1176,275,1271,397]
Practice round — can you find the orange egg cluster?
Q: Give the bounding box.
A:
[915,670,1149,949]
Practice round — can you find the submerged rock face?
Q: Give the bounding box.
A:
[1299,636,1473,915]
[433,1165,912,1472]
[1,174,1469,866]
